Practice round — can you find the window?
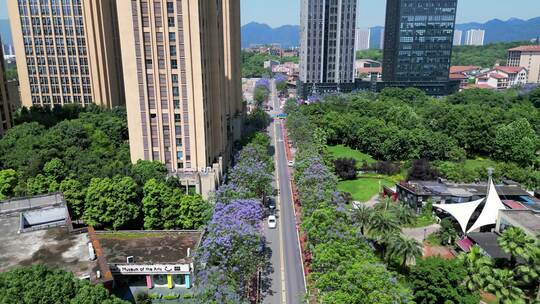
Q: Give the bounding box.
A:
[168,32,176,42]
[167,2,174,14]
[171,59,178,69]
[168,17,175,27]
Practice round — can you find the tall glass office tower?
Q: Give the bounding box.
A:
[298,0,357,98]
[382,0,458,95]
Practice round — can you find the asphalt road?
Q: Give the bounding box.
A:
[263,80,306,304]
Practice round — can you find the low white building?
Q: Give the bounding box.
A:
[476,66,528,90]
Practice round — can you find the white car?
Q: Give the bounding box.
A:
[287,160,294,167]
[267,215,277,229]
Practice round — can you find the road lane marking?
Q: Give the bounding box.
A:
[272,83,287,304]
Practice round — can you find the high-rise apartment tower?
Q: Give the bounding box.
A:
[117,0,242,197]
[0,37,13,137]
[382,0,458,95]
[465,29,485,46]
[7,0,125,108]
[299,0,357,98]
[453,29,462,46]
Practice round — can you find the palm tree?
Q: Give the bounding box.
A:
[390,203,415,226]
[458,245,494,292]
[386,236,423,268]
[367,211,400,239]
[485,269,526,304]
[498,227,535,267]
[516,243,540,301]
[351,205,373,235]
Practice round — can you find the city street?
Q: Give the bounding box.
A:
[263,80,306,304]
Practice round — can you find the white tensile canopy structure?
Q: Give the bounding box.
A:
[433,179,506,233]
[433,199,483,233]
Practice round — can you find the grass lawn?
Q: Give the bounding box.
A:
[328,145,376,165]
[338,177,394,202]
[425,233,441,246]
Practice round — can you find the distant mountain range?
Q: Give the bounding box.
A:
[2,17,539,49]
[456,17,540,44]
[242,17,540,48]
[241,22,299,48]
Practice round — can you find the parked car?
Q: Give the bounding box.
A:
[267,215,277,229]
[268,198,276,210]
[287,160,294,167]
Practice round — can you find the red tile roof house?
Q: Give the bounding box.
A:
[475,66,528,90]
[450,65,483,76]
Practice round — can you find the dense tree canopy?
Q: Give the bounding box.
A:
[452,41,533,68]
[286,99,412,303]
[0,265,128,304]
[410,257,480,304]
[299,87,540,188]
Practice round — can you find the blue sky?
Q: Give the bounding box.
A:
[1,0,538,28]
[241,0,540,28]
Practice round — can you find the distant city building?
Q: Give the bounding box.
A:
[118,0,243,198]
[0,38,13,137]
[355,28,370,51]
[382,0,459,95]
[465,29,485,46]
[264,60,280,69]
[299,0,357,98]
[272,62,300,76]
[7,0,125,108]
[453,30,463,46]
[369,27,385,50]
[507,45,540,83]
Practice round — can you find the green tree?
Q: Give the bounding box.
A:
[60,179,87,220]
[351,204,373,235]
[0,265,128,304]
[177,194,210,229]
[459,245,494,292]
[143,179,210,230]
[410,257,480,304]
[367,211,400,239]
[485,269,526,304]
[26,174,57,195]
[498,227,535,267]
[43,158,68,181]
[83,176,141,230]
[437,218,459,245]
[356,49,383,61]
[0,169,18,200]
[142,179,175,230]
[70,281,129,304]
[131,160,167,185]
[386,236,423,267]
[493,119,540,166]
[253,86,269,106]
[317,261,411,304]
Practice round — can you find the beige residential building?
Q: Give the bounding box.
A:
[507,45,540,83]
[7,0,125,108]
[0,37,13,137]
[118,0,242,197]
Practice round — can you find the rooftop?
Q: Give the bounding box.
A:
[450,66,481,74]
[401,180,537,202]
[494,66,526,74]
[508,45,540,52]
[499,210,540,236]
[95,231,204,265]
[359,67,382,74]
[0,208,92,278]
[467,232,510,260]
[449,73,468,80]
